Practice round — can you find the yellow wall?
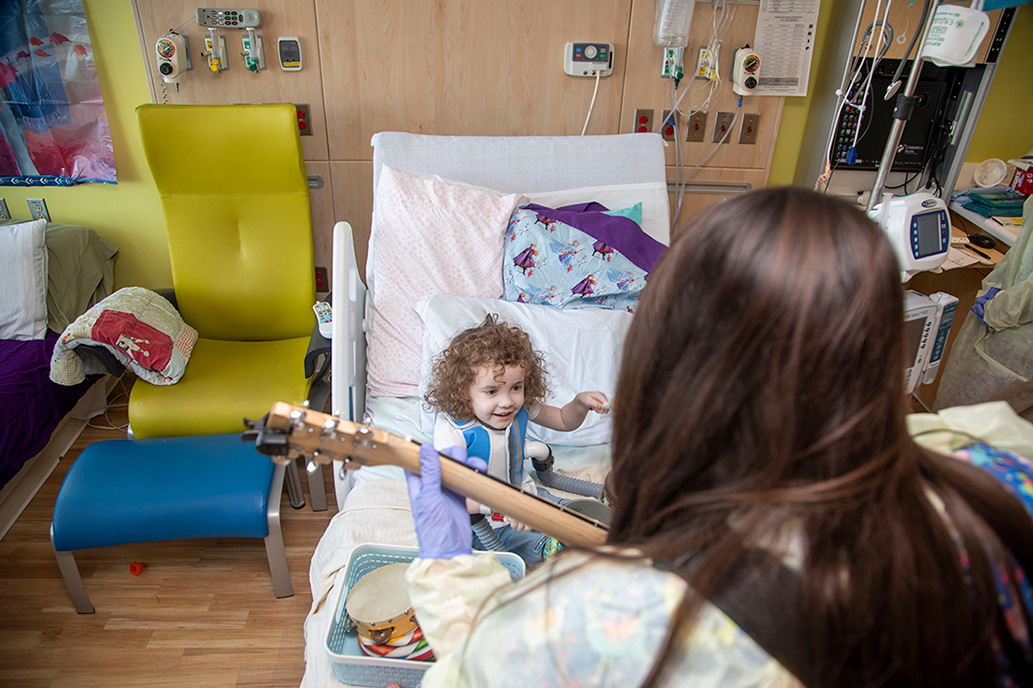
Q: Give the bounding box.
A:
[2,1,168,290]
[964,6,1033,163]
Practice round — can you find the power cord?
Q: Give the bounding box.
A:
[86,377,132,432]
[581,70,601,136]
[818,0,895,190]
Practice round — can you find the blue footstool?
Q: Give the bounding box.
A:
[50,433,292,613]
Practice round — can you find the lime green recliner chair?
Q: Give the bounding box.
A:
[132,103,329,510]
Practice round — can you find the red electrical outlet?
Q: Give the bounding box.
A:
[315,266,328,292]
[633,108,653,134]
[660,110,677,141]
[295,103,312,136]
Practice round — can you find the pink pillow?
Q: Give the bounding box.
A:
[367,166,526,397]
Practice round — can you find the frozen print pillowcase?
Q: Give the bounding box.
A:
[503,202,665,311]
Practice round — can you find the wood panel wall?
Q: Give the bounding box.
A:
[132,0,784,280]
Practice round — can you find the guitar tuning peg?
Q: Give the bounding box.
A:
[301,400,311,408]
[321,418,339,437]
[352,424,377,452]
[289,409,307,424]
[306,460,319,473]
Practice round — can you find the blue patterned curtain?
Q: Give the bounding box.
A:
[0,0,115,185]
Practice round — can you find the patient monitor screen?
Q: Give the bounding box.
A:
[913,211,944,258]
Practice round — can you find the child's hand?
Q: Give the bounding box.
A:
[466,497,482,514]
[537,392,612,432]
[577,391,611,414]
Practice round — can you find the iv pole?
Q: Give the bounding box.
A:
[865,0,943,213]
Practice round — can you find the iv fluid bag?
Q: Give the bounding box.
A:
[653,0,695,48]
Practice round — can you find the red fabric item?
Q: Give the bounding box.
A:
[91,310,173,373]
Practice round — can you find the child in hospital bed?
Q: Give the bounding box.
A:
[423,314,609,566]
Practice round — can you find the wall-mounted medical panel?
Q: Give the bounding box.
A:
[133,0,329,162]
[622,0,783,178]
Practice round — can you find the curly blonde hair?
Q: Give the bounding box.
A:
[424,314,550,422]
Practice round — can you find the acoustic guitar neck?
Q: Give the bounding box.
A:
[250,402,609,548]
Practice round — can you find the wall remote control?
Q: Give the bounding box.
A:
[313,301,332,338]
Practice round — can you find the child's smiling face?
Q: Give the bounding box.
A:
[468,364,526,430]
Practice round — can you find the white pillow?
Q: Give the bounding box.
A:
[526,181,671,246]
[413,294,632,446]
[367,166,527,397]
[0,219,48,340]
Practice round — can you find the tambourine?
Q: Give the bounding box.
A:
[345,563,419,645]
[357,626,435,661]
[565,498,614,526]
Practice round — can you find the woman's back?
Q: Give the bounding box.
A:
[606,188,1033,687]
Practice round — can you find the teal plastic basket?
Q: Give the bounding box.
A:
[326,543,525,687]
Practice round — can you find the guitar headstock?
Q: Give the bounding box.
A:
[244,401,414,472]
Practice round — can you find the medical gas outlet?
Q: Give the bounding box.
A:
[662,47,684,80]
[731,47,760,96]
[695,44,719,81]
[241,29,266,72]
[203,30,228,72]
[155,33,189,83]
[564,42,614,77]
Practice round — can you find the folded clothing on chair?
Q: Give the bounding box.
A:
[50,287,197,386]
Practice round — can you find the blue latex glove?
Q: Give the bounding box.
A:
[970,286,1001,327]
[406,444,488,559]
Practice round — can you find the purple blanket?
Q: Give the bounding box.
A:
[0,331,98,488]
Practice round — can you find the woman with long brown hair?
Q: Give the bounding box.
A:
[404,187,1033,687]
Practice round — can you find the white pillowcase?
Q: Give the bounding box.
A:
[0,219,48,340]
[366,166,527,397]
[412,294,632,446]
[526,181,671,246]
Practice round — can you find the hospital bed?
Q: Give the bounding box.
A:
[329,131,671,508]
[302,131,669,687]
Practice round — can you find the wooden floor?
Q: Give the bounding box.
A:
[0,378,338,688]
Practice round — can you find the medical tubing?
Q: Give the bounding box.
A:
[530,451,605,500]
[886,0,931,99]
[867,0,942,211]
[851,0,894,149]
[470,514,508,552]
[537,467,605,500]
[684,99,741,182]
[671,77,686,230]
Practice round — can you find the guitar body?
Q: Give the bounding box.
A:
[251,402,609,548]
